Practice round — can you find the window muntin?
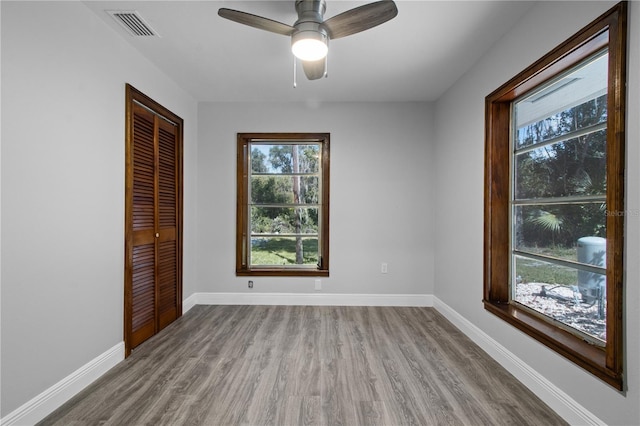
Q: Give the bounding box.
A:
[511,52,609,346]
[237,134,330,276]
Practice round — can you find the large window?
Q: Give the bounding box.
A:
[484,3,626,389]
[236,133,330,276]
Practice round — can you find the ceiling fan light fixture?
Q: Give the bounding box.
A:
[291,30,328,61]
[218,0,398,80]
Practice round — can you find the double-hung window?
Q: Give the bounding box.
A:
[236,133,330,276]
[484,3,626,389]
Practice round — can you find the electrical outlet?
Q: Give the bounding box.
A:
[248,280,253,289]
[381,263,388,274]
[315,279,322,291]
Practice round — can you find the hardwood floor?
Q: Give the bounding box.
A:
[39,305,567,425]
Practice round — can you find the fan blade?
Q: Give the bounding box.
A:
[302,58,327,80]
[324,1,398,40]
[218,8,295,36]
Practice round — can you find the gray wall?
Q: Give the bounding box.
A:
[196,102,435,295]
[433,1,639,424]
[0,1,199,416]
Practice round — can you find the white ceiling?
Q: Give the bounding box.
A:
[83,1,535,103]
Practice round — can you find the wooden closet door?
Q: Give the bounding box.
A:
[125,84,183,356]
[130,104,157,349]
[156,117,180,331]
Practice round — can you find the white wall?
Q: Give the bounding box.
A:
[433,1,639,424]
[197,102,435,296]
[0,1,198,416]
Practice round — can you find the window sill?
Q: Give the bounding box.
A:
[483,300,622,390]
[236,268,329,277]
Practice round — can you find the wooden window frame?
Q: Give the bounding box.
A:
[484,2,626,389]
[236,133,330,277]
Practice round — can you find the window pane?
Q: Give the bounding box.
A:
[251,144,320,174]
[514,53,608,150]
[513,255,606,344]
[250,236,319,266]
[251,206,318,234]
[514,203,606,262]
[514,130,606,199]
[251,175,319,205]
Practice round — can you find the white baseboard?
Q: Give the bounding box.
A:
[432,297,604,426]
[182,292,198,314]
[188,291,433,307]
[1,342,125,426]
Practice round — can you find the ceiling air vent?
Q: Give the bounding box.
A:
[107,11,159,37]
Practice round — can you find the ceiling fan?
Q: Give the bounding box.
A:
[218,0,398,81]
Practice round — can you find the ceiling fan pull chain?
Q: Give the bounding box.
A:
[325,52,328,78]
[293,56,297,88]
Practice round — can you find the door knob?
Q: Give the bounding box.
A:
[155,233,160,238]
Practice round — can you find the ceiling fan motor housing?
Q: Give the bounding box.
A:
[293,0,329,42]
[294,0,327,23]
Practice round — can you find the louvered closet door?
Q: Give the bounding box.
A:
[127,95,182,354]
[156,117,179,331]
[131,105,157,349]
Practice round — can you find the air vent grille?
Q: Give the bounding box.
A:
[108,11,159,37]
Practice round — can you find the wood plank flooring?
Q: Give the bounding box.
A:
[39,305,568,425]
